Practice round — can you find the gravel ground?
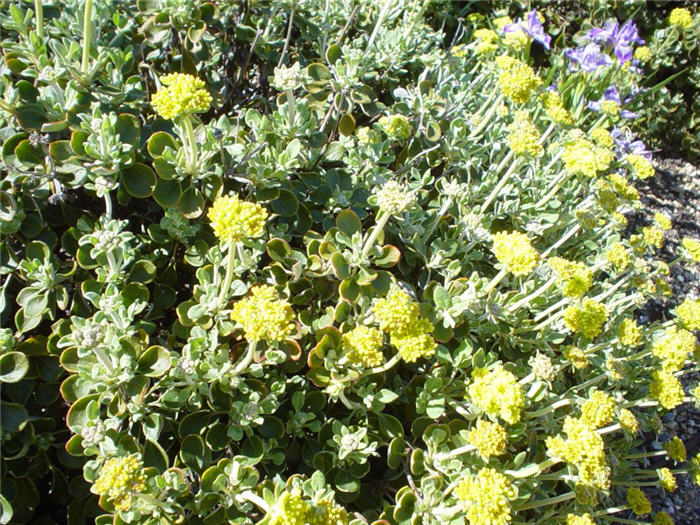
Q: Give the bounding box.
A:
[634,157,700,525]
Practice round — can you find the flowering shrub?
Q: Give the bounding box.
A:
[0,1,698,524]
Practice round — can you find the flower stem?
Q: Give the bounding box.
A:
[515,491,575,511]
[239,490,269,513]
[361,212,390,258]
[104,193,112,220]
[505,457,560,478]
[525,398,572,418]
[286,88,296,127]
[182,115,198,171]
[232,340,257,376]
[218,242,237,306]
[81,0,93,76]
[35,0,44,39]
[435,444,475,461]
[365,353,401,376]
[482,268,508,295]
[480,158,520,214]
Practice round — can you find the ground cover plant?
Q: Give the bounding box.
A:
[1,1,700,524]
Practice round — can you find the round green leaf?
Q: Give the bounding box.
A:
[0,352,29,383]
[121,163,157,198]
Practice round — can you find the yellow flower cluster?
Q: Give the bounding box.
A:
[342,326,384,368]
[581,390,615,428]
[649,370,684,409]
[373,289,436,363]
[507,111,542,157]
[634,46,652,62]
[676,297,700,330]
[207,194,268,243]
[627,487,651,515]
[606,242,631,271]
[664,436,686,462]
[310,497,349,525]
[618,318,642,347]
[493,16,512,31]
[564,346,590,369]
[619,408,639,434]
[682,237,700,262]
[654,511,675,525]
[549,257,593,298]
[378,114,412,141]
[566,514,595,525]
[469,419,508,458]
[600,100,620,116]
[468,365,525,424]
[151,73,212,120]
[546,416,610,490]
[652,326,696,372]
[491,231,539,276]
[562,137,615,178]
[473,28,499,55]
[643,226,664,250]
[609,173,639,200]
[654,212,672,231]
[542,91,573,125]
[92,455,147,512]
[590,127,614,148]
[375,180,416,215]
[495,55,542,104]
[626,154,655,179]
[659,467,677,492]
[271,490,311,525]
[231,285,295,342]
[669,7,694,28]
[564,299,608,339]
[456,467,515,525]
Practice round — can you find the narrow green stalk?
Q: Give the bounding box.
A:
[421,197,452,243]
[239,490,269,512]
[339,391,363,410]
[232,340,257,376]
[469,93,502,137]
[625,450,667,460]
[480,158,520,214]
[505,458,560,478]
[81,0,94,76]
[435,444,475,461]
[515,491,575,511]
[525,398,572,418]
[93,346,114,374]
[286,88,296,127]
[597,423,621,435]
[218,242,237,306]
[364,353,401,376]
[361,212,390,258]
[182,115,198,171]
[104,193,112,219]
[482,268,508,295]
[35,0,44,39]
[366,0,391,50]
[508,275,557,312]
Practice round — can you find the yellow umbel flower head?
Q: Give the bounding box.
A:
[469,419,508,458]
[342,326,384,368]
[151,73,212,120]
[564,299,608,339]
[231,285,295,342]
[207,194,268,243]
[643,226,664,250]
[618,318,642,347]
[542,91,573,125]
[676,297,700,330]
[375,180,416,215]
[378,114,412,141]
[581,390,615,428]
[682,237,700,262]
[653,511,675,525]
[468,364,525,424]
[626,154,655,179]
[473,28,499,55]
[627,487,651,515]
[664,436,686,462]
[564,346,590,369]
[548,257,593,298]
[669,8,694,28]
[270,489,311,525]
[495,54,542,104]
[659,467,677,492]
[606,242,631,271]
[567,514,595,525]
[309,497,349,525]
[590,127,614,148]
[507,111,542,157]
[91,455,147,512]
[389,317,436,363]
[456,467,515,525]
[491,231,539,276]
[562,137,615,178]
[652,326,696,372]
[654,212,672,231]
[649,370,684,409]
[634,46,652,62]
[373,289,420,334]
[619,408,639,434]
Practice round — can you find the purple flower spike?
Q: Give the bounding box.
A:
[611,127,652,159]
[586,20,619,45]
[566,43,613,72]
[503,10,551,50]
[588,86,638,118]
[585,18,645,65]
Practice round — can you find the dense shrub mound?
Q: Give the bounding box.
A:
[1,1,699,524]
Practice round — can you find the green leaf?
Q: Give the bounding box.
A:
[338,114,356,136]
[137,346,171,377]
[128,259,157,284]
[330,252,350,280]
[238,435,264,466]
[339,278,360,303]
[179,187,205,219]
[0,401,29,432]
[66,394,100,433]
[267,238,292,261]
[153,178,181,208]
[334,470,360,493]
[0,352,29,383]
[49,140,74,162]
[15,106,45,130]
[180,434,210,471]
[271,190,299,217]
[121,163,157,198]
[335,209,362,236]
[147,131,179,158]
[144,439,169,472]
[14,139,44,165]
[374,245,401,268]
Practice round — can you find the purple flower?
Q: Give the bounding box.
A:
[588,86,638,118]
[565,43,613,72]
[584,19,644,65]
[611,127,652,159]
[503,10,551,50]
[586,20,619,45]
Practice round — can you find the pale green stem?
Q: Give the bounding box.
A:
[93,346,114,374]
[597,516,644,525]
[218,242,237,306]
[565,373,607,394]
[525,398,572,418]
[339,391,363,410]
[182,115,198,171]
[541,223,581,258]
[361,212,390,258]
[232,340,257,376]
[597,423,621,435]
[81,0,93,76]
[364,353,401,376]
[106,251,119,276]
[505,458,560,478]
[435,444,475,461]
[625,450,668,460]
[508,275,557,312]
[515,491,575,511]
[482,268,507,295]
[239,490,269,513]
[366,0,391,50]
[422,197,452,243]
[286,88,296,127]
[469,93,503,137]
[35,0,44,39]
[104,193,112,219]
[480,158,520,214]
[621,399,658,409]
